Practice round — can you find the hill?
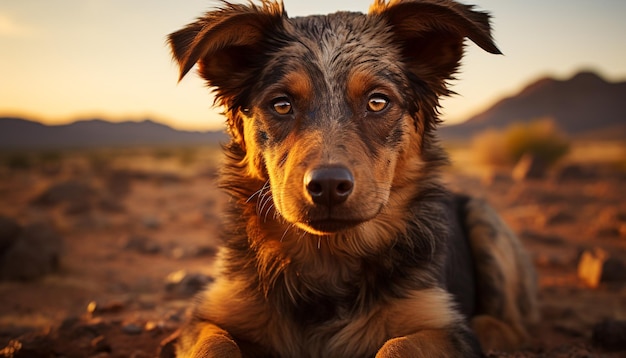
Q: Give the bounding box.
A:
[0,117,227,149]
[440,71,626,140]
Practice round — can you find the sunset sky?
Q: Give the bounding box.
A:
[1,0,625,131]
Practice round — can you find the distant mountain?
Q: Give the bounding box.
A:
[440,71,626,140]
[0,117,228,149]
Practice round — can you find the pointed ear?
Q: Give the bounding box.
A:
[370,0,500,90]
[168,1,286,106]
[168,2,286,145]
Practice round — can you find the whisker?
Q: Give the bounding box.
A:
[263,203,275,223]
[280,224,294,242]
[259,194,273,218]
[257,183,272,216]
[246,180,270,204]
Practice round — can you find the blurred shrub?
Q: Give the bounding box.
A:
[38,150,64,173]
[177,147,198,167]
[153,148,174,160]
[4,152,34,170]
[87,151,112,173]
[472,117,570,167]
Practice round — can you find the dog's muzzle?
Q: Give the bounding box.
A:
[304,166,354,206]
[300,165,362,234]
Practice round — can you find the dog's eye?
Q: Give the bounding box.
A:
[272,98,293,115]
[367,95,389,112]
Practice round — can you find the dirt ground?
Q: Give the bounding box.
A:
[0,144,625,357]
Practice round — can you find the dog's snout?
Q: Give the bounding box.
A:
[304,166,354,206]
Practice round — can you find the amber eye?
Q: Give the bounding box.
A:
[367,95,389,112]
[272,98,293,115]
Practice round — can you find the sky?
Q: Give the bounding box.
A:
[1,0,625,131]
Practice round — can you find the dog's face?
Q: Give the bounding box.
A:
[169,0,499,236]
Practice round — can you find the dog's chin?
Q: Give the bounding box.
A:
[295,219,364,236]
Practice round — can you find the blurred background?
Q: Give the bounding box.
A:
[0,1,625,357]
[1,0,625,130]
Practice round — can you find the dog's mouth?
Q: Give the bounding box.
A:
[298,218,365,235]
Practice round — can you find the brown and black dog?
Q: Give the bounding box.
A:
[167,1,538,357]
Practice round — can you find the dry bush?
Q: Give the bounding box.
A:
[472,117,570,167]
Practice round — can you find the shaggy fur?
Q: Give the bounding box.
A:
[167,1,538,357]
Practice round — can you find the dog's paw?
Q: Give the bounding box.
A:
[376,336,420,358]
[376,331,482,358]
[193,334,242,358]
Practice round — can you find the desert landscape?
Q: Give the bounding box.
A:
[0,138,624,357]
[1,71,625,358]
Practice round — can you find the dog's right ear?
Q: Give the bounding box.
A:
[168,2,286,107]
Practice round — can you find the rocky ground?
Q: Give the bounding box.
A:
[0,146,625,357]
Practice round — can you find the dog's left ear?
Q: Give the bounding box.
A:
[370,0,500,91]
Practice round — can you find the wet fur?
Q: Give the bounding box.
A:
[167,1,538,357]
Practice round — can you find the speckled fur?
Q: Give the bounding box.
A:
[167,1,537,357]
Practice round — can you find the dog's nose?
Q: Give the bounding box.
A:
[304,166,354,206]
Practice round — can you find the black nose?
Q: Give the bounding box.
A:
[304,166,354,206]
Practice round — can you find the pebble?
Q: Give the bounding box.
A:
[121,323,143,335]
[0,216,21,252]
[592,319,626,351]
[31,180,95,207]
[90,335,111,353]
[0,221,64,281]
[577,248,626,288]
[125,236,161,254]
[165,270,213,298]
[87,300,126,315]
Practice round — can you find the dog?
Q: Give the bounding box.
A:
[167,1,538,356]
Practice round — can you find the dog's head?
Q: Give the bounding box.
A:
[169,0,499,237]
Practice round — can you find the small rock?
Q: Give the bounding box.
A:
[0,221,64,281]
[578,248,608,288]
[87,300,126,315]
[194,245,218,257]
[165,270,213,298]
[0,340,23,357]
[144,321,160,332]
[31,180,95,207]
[142,216,161,230]
[121,322,143,335]
[512,154,547,181]
[169,247,187,260]
[601,256,626,283]
[577,248,626,288]
[90,335,111,353]
[169,245,217,259]
[555,164,597,181]
[0,216,21,253]
[592,319,626,351]
[125,236,161,255]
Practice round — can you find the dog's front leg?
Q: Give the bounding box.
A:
[375,327,482,358]
[176,322,242,358]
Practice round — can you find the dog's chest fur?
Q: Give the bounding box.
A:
[208,193,458,357]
